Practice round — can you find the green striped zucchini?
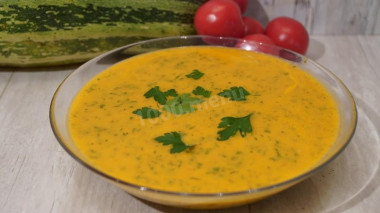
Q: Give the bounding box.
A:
[0,0,206,67]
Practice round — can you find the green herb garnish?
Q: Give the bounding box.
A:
[192,86,211,98]
[144,86,178,105]
[218,86,250,101]
[164,89,178,97]
[163,94,204,115]
[217,113,253,141]
[186,69,204,80]
[133,107,161,119]
[154,132,194,154]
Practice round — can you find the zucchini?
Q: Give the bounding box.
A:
[0,0,206,67]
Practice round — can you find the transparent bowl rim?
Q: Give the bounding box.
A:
[50,35,358,197]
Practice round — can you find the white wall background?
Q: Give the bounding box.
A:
[245,0,380,35]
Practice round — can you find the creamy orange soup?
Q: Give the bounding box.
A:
[68,46,339,193]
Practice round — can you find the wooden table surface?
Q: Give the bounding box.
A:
[1,36,379,213]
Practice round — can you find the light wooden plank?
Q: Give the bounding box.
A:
[259,0,296,19]
[0,70,73,213]
[310,0,378,35]
[0,72,13,97]
[358,36,380,79]
[247,0,380,35]
[365,0,380,34]
[293,0,312,32]
[357,36,380,116]
[374,11,380,34]
[254,0,307,27]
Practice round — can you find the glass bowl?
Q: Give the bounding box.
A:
[50,35,357,209]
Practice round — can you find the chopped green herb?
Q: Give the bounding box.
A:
[186,69,204,80]
[133,107,161,119]
[154,132,194,154]
[163,94,204,115]
[164,89,178,97]
[217,113,253,141]
[144,86,177,105]
[218,86,250,101]
[192,86,211,98]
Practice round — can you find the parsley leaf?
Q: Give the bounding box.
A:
[133,107,161,119]
[163,94,204,115]
[186,69,204,80]
[217,113,253,141]
[154,132,195,153]
[218,86,250,101]
[144,86,178,105]
[164,89,178,97]
[192,86,211,98]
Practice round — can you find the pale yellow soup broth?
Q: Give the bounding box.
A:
[68,46,339,193]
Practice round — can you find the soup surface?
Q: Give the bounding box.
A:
[68,46,339,193]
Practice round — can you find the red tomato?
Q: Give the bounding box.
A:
[209,0,248,13]
[265,17,309,54]
[235,34,278,55]
[194,0,245,38]
[243,17,264,35]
